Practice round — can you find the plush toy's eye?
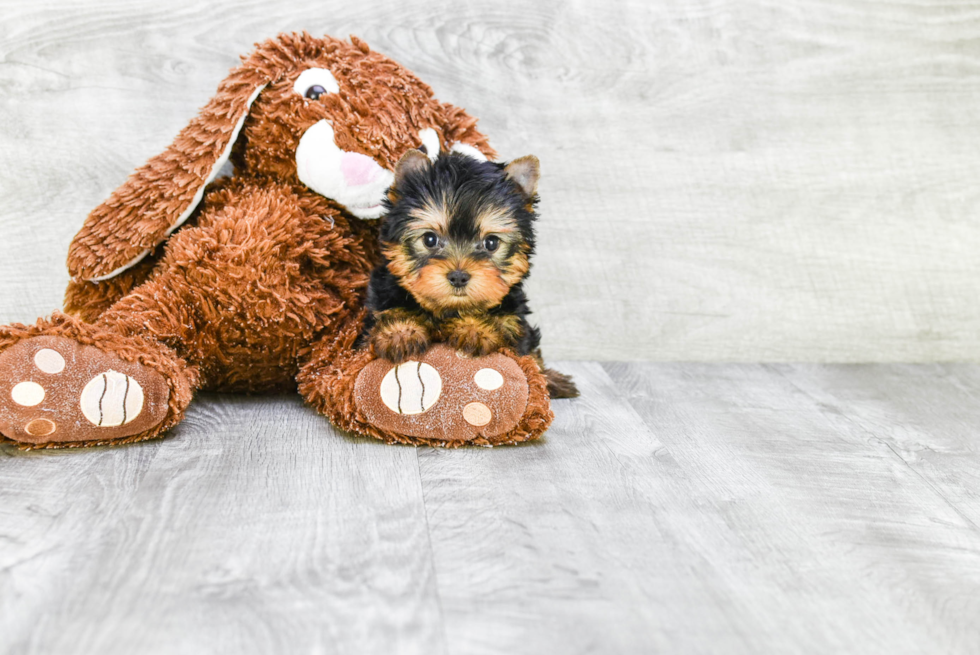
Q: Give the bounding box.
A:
[305,85,327,100]
[293,68,340,100]
[483,235,500,252]
[422,232,439,249]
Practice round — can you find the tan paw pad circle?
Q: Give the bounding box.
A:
[379,361,442,415]
[11,381,45,407]
[25,418,56,437]
[34,348,65,374]
[462,402,492,427]
[80,371,145,427]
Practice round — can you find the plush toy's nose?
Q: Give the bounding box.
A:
[340,151,385,186]
[447,270,471,288]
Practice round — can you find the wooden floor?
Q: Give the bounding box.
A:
[3,362,980,654]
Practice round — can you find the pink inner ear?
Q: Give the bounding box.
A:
[340,151,384,186]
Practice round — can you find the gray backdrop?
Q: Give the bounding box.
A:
[1,0,977,362]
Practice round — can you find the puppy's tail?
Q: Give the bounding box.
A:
[544,368,579,399]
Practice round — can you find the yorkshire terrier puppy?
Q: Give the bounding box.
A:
[362,149,578,398]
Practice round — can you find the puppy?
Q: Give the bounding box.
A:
[362,149,578,398]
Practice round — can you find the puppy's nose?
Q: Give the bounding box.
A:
[447,269,471,288]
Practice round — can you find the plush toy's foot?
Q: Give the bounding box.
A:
[298,317,554,448]
[0,314,195,449]
[346,344,550,446]
[355,344,528,442]
[0,336,170,446]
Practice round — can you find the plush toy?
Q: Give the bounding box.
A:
[0,33,554,449]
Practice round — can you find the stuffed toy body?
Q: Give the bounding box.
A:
[0,33,553,449]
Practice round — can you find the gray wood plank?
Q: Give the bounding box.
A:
[415,361,980,654]
[605,361,980,654]
[2,0,980,360]
[418,362,743,654]
[771,363,980,528]
[0,394,444,655]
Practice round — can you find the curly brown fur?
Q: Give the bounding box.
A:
[83,178,378,393]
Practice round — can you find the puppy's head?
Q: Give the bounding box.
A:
[380,151,539,315]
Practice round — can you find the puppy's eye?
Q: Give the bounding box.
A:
[305,85,327,100]
[422,232,439,249]
[483,235,500,252]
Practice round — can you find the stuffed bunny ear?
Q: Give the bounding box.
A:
[66,69,267,282]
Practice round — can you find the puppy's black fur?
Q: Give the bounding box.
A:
[362,150,577,399]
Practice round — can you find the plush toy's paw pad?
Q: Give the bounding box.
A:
[378,361,443,414]
[355,344,528,442]
[0,336,169,445]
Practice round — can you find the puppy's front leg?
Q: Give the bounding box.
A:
[369,309,434,363]
[442,315,523,358]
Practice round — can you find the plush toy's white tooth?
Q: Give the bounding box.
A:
[80,370,144,427]
[379,361,442,415]
[419,128,440,162]
[450,142,488,162]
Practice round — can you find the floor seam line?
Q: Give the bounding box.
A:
[415,447,450,655]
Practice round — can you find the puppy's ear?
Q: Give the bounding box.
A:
[504,155,540,198]
[394,149,431,188]
[66,64,269,282]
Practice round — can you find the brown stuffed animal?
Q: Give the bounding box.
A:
[0,33,553,449]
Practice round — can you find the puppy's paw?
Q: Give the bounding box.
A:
[370,321,430,364]
[446,317,506,358]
